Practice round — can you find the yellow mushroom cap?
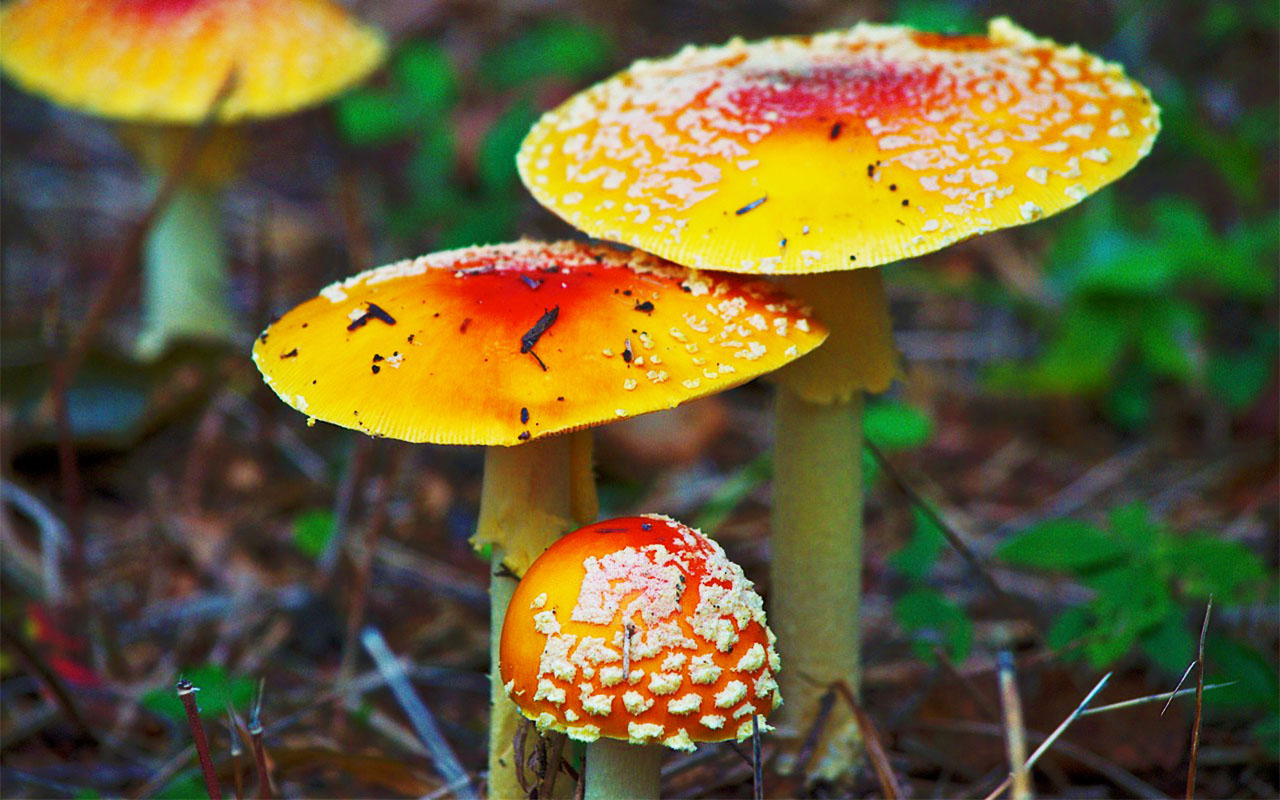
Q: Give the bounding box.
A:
[0,0,387,123]
[518,18,1159,275]
[251,241,827,446]
[499,514,781,749]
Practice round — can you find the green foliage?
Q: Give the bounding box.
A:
[863,399,934,483]
[894,586,973,663]
[293,508,335,559]
[990,192,1278,427]
[999,502,1271,670]
[480,21,613,90]
[141,664,255,722]
[1004,504,1277,742]
[894,0,982,34]
[335,21,613,251]
[156,771,207,800]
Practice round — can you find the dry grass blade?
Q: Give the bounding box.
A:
[248,680,274,800]
[177,679,223,800]
[981,672,1112,800]
[225,706,244,800]
[1187,598,1212,800]
[1079,682,1234,717]
[996,651,1030,800]
[830,679,903,799]
[360,626,477,800]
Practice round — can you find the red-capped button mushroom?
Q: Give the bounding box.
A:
[501,514,780,797]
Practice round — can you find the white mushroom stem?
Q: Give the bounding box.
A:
[137,180,236,358]
[585,738,662,800]
[768,269,899,779]
[479,430,597,800]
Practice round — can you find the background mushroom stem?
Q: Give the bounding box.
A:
[137,181,236,358]
[477,430,597,799]
[769,269,898,778]
[584,738,662,800]
[125,126,245,359]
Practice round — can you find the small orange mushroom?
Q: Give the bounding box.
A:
[501,514,780,797]
[517,19,1159,779]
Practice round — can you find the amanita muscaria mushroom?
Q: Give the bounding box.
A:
[250,240,825,798]
[501,514,780,799]
[516,18,1159,777]
[0,0,386,356]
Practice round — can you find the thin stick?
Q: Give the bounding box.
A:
[981,672,1112,800]
[1186,598,1212,800]
[248,679,273,799]
[830,679,904,799]
[1079,682,1234,717]
[1164,661,1199,716]
[177,679,223,800]
[752,715,763,800]
[867,441,1008,600]
[360,626,477,800]
[996,651,1030,800]
[225,707,244,800]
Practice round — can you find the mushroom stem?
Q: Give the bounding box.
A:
[479,431,596,800]
[768,269,898,780]
[584,738,662,800]
[137,180,236,358]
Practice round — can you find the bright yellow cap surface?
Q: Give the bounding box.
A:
[0,0,387,123]
[518,18,1159,275]
[252,241,827,446]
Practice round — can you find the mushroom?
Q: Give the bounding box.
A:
[0,0,387,357]
[515,18,1159,777]
[250,240,826,797]
[500,514,781,799]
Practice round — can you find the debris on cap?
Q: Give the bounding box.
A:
[518,18,1160,275]
[0,0,387,123]
[251,241,828,446]
[499,514,781,749]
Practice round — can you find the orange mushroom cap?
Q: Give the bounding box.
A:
[251,241,827,446]
[0,0,386,123]
[499,514,781,750]
[518,18,1159,275]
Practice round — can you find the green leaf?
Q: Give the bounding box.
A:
[1207,326,1278,411]
[141,664,255,723]
[1139,612,1199,677]
[894,0,982,33]
[894,586,972,663]
[1166,534,1266,600]
[478,100,540,192]
[293,508,335,560]
[335,90,416,147]
[996,519,1130,572]
[393,42,456,113]
[156,771,208,800]
[481,21,613,90]
[1108,503,1161,550]
[1204,635,1280,711]
[888,506,945,580]
[1047,605,1093,654]
[864,400,934,450]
